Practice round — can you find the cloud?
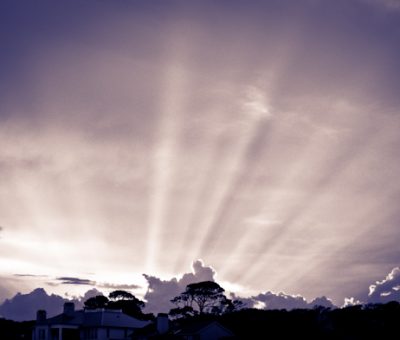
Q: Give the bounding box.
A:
[75,288,104,309]
[14,274,49,278]
[97,283,141,290]
[0,0,399,308]
[241,292,336,311]
[143,259,216,313]
[0,287,105,321]
[51,277,140,290]
[343,266,400,306]
[143,259,336,313]
[310,296,336,309]
[366,267,400,303]
[0,288,66,321]
[343,297,362,307]
[56,277,95,285]
[250,292,305,310]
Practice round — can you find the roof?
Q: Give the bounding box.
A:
[175,321,234,336]
[44,311,84,326]
[132,319,234,339]
[43,309,150,329]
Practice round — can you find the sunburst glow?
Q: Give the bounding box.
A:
[1,0,400,309]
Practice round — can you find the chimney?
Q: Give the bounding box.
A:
[36,310,47,323]
[63,302,75,316]
[156,313,169,334]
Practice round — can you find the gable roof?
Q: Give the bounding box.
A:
[43,309,150,329]
[44,310,84,326]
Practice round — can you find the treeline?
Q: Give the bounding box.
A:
[190,301,400,339]
[1,281,400,339]
[2,302,400,339]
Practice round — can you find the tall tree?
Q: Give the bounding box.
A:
[84,295,109,309]
[109,290,135,301]
[171,281,228,314]
[108,290,146,318]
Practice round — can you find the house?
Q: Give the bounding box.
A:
[132,314,235,340]
[174,320,235,340]
[33,302,151,340]
[131,313,171,339]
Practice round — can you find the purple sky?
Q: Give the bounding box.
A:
[1,0,400,309]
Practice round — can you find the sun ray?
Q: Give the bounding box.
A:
[145,32,190,273]
[232,116,399,288]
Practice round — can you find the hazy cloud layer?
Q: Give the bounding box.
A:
[0,0,399,307]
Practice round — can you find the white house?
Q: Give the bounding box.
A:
[32,302,151,340]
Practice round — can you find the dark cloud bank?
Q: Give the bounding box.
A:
[1,260,399,321]
[0,288,102,322]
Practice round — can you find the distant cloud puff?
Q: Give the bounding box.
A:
[77,288,104,307]
[343,297,362,307]
[310,296,336,309]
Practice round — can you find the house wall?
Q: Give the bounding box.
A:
[33,326,50,340]
[98,328,125,339]
[96,327,133,340]
[34,325,136,340]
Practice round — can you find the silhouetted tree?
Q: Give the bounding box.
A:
[109,290,135,301]
[171,281,228,314]
[108,290,146,319]
[169,306,197,319]
[84,295,109,309]
[220,298,245,314]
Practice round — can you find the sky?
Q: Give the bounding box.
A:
[1,0,400,315]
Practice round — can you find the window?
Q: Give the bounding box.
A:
[83,328,98,339]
